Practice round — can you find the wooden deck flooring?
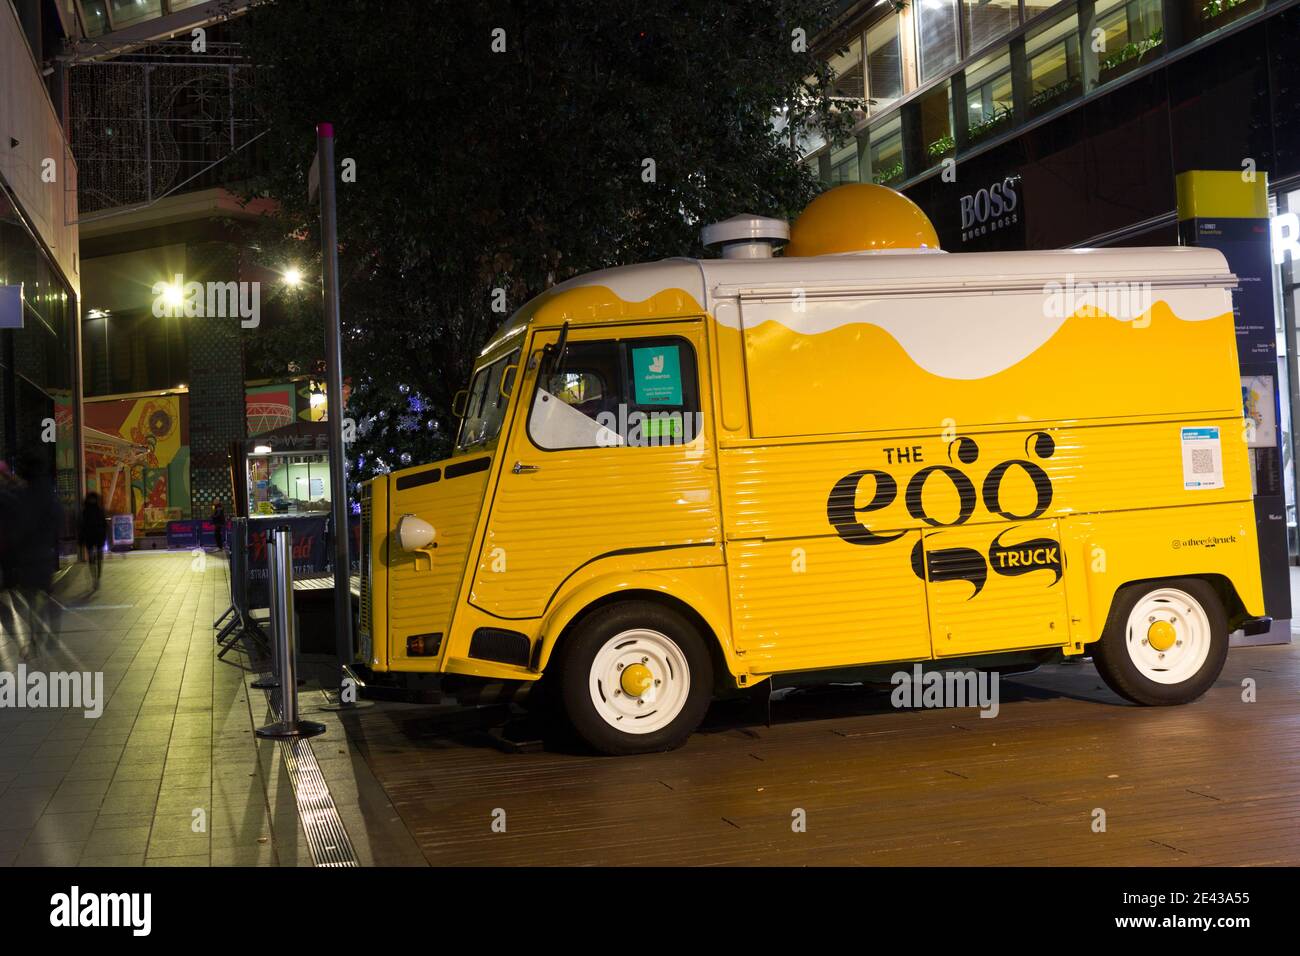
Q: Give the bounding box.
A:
[339,642,1300,866]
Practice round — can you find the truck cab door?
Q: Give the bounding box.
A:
[468,321,721,622]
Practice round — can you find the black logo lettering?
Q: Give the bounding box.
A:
[827,431,1057,550]
[905,465,977,527]
[910,537,988,599]
[987,528,1063,585]
[826,469,904,545]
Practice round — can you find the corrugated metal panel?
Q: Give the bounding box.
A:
[358,491,371,637]
[719,418,1248,544]
[470,448,720,619]
[388,460,491,653]
[729,531,930,673]
[924,519,1069,657]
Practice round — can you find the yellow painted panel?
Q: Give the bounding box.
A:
[712,300,747,435]
[386,453,491,664]
[470,447,721,619]
[1176,170,1270,221]
[720,418,1251,544]
[729,532,929,673]
[923,519,1069,657]
[1065,501,1264,630]
[733,302,1238,438]
[470,321,721,620]
[358,477,388,669]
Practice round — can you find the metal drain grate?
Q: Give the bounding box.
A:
[256,687,360,868]
[276,733,359,867]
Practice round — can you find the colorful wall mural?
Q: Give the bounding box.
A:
[245,383,295,436]
[83,394,191,531]
[245,378,346,436]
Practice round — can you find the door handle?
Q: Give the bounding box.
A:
[512,461,540,474]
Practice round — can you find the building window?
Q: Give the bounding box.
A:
[916,81,955,170]
[1094,0,1164,88]
[79,0,110,36]
[866,14,904,113]
[797,77,828,158]
[83,310,189,397]
[963,0,1020,56]
[249,451,333,514]
[915,0,961,83]
[830,141,861,184]
[1022,0,1062,22]
[829,36,866,100]
[964,48,1015,142]
[1177,0,1262,43]
[108,0,162,29]
[1026,11,1082,117]
[868,116,905,185]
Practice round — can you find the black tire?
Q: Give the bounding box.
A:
[1092,577,1228,706]
[555,600,713,756]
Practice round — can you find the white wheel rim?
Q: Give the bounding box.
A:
[589,628,690,735]
[1123,587,1212,685]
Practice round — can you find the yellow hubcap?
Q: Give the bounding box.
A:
[1147,620,1177,652]
[620,663,654,698]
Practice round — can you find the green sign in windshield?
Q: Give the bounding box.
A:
[632,345,682,405]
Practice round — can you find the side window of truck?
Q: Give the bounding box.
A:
[528,336,700,450]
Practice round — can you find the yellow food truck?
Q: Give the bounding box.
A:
[356,184,1266,754]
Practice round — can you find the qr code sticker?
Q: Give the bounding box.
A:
[1190,448,1215,474]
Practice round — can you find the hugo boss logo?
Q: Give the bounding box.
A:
[826,431,1056,544]
[960,175,1020,242]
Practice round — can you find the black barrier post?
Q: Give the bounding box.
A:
[256,526,325,740]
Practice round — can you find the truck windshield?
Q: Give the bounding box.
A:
[455,350,519,452]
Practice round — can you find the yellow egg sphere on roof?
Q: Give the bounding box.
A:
[785,183,940,256]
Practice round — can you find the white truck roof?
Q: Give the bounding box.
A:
[485,245,1235,353]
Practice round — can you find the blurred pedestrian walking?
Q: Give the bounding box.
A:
[5,451,62,645]
[80,491,108,590]
[211,499,226,552]
[0,460,21,636]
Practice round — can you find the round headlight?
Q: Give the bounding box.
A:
[397,514,435,551]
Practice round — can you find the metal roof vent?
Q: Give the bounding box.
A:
[701,214,790,259]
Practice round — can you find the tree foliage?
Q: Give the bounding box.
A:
[236,0,853,484]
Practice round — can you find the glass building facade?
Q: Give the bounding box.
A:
[805,0,1268,192]
[807,0,1300,568]
[0,181,80,542]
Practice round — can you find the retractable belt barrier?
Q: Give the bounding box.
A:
[216,517,270,661]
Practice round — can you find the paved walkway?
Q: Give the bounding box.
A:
[0,548,423,868]
[0,551,300,866]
